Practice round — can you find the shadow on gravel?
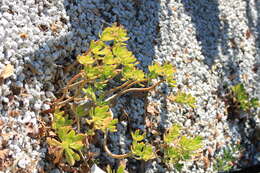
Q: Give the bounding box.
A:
[182,0,260,173]
[37,0,160,172]
[181,0,226,67]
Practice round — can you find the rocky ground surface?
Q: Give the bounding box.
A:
[0,0,259,173]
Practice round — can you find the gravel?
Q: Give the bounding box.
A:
[0,0,259,172]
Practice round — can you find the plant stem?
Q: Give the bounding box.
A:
[103,131,131,159]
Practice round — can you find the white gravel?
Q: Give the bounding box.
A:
[0,0,259,172]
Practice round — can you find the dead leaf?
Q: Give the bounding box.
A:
[172,7,177,11]
[50,23,59,33]
[0,64,14,79]
[47,144,63,164]
[8,110,21,117]
[0,120,4,127]
[0,149,9,160]
[245,29,252,39]
[19,33,28,39]
[38,24,48,32]
[229,38,237,49]
[228,74,237,81]
[207,146,214,157]
[26,123,39,138]
[216,113,223,122]
[147,102,159,116]
[203,156,210,169]
[0,149,12,172]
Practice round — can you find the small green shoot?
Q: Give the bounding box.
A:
[231,83,259,111]
[214,144,241,172]
[131,130,156,161]
[169,92,196,108]
[163,125,202,171]
[106,161,126,173]
[47,127,84,166]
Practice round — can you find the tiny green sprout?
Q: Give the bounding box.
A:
[52,110,73,131]
[163,125,202,171]
[47,127,85,166]
[148,62,176,86]
[106,162,126,173]
[131,129,145,142]
[131,130,156,161]
[164,124,181,144]
[131,141,156,161]
[214,144,241,172]
[100,24,129,42]
[231,83,259,111]
[168,92,196,108]
[86,105,118,132]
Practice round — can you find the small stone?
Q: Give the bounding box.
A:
[18,159,29,169]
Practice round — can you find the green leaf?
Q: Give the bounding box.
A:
[117,163,126,173]
[47,127,84,166]
[76,105,87,117]
[179,136,202,152]
[52,110,73,131]
[77,54,95,65]
[131,130,145,142]
[164,146,182,164]
[250,98,260,108]
[148,62,176,84]
[164,124,181,144]
[100,25,129,42]
[122,67,145,81]
[231,83,259,111]
[112,44,137,66]
[131,141,155,161]
[169,92,196,108]
[82,86,96,101]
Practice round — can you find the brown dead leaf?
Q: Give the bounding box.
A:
[216,113,223,122]
[38,24,48,32]
[0,148,12,172]
[207,146,214,157]
[229,38,237,49]
[147,102,159,116]
[245,29,252,39]
[38,168,45,173]
[172,7,177,11]
[228,74,237,81]
[0,64,14,79]
[50,23,59,33]
[26,123,39,138]
[19,33,28,39]
[203,156,210,169]
[0,149,9,160]
[47,144,63,164]
[0,120,4,127]
[8,110,21,117]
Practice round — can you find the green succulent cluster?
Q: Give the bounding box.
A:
[231,83,259,111]
[130,130,156,161]
[46,24,202,171]
[47,111,84,166]
[162,125,202,170]
[214,144,241,172]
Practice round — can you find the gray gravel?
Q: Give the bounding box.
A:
[0,0,259,172]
